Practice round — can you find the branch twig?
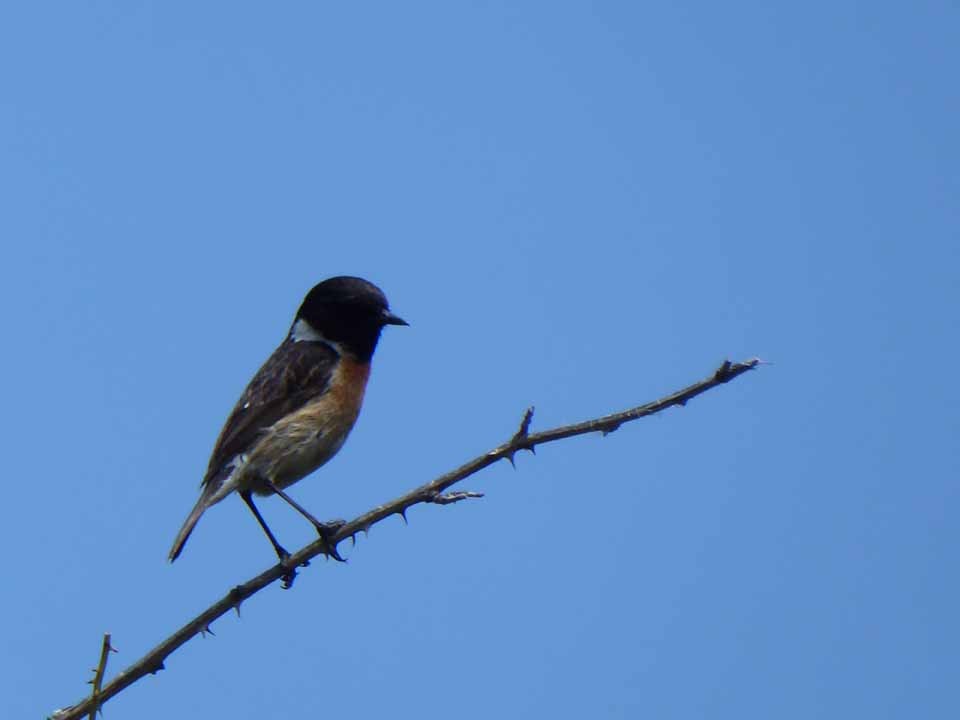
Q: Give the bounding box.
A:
[86,634,114,720]
[51,357,759,720]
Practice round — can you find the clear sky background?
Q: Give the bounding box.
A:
[1,2,957,718]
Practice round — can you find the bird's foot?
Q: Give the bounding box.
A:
[312,519,347,562]
[280,567,298,590]
[275,547,309,590]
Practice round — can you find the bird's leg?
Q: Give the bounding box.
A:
[266,481,346,562]
[240,491,300,589]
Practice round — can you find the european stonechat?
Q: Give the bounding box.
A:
[169,276,406,577]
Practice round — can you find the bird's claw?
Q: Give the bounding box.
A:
[313,519,347,562]
[275,548,299,589]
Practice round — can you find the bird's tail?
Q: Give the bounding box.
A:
[169,492,212,562]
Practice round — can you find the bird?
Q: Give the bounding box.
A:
[169,276,407,582]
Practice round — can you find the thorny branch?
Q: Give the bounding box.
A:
[51,358,760,720]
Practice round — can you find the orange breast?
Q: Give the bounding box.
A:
[328,355,371,419]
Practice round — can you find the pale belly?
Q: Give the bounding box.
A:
[244,404,357,494]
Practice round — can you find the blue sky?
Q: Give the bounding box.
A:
[2,2,957,718]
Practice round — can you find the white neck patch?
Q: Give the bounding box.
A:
[291,318,330,344]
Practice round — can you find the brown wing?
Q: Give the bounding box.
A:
[202,339,339,488]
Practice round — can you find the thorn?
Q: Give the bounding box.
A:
[518,406,535,436]
[505,451,516,469]
[602,423,621,436]
[528,445,536,455]
[509,407,535,445]
[200,624,216,638]
[350,533,357,547]
[398,508,408,525]
[362,525,370,537]
[713,360,733,381]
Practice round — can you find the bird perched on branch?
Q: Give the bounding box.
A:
[169,276,407,584]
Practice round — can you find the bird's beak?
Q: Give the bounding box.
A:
[382,310,409,327]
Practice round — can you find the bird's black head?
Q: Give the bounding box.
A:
[291,276,407,362]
